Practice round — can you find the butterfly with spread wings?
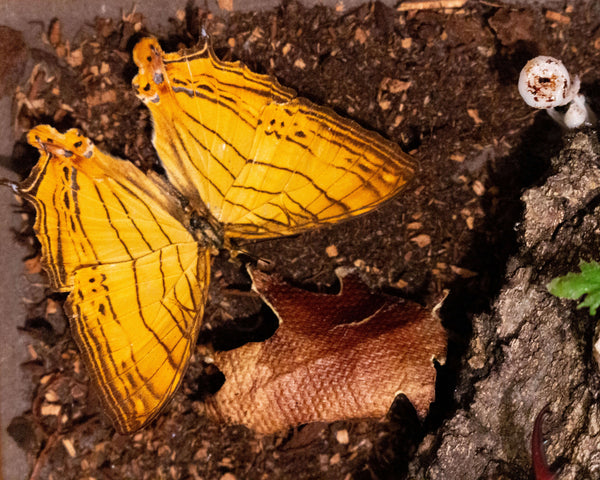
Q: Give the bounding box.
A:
[18,37,416,433]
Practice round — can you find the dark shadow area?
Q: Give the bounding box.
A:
[364,395,424,479]
[4,134,51,179]
[200,302,280,351]
[408,112,566,475]
[489,39,540,87]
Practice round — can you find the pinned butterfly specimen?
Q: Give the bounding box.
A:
[19,36,416,433]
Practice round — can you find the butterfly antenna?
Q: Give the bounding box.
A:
[198,25,213,53]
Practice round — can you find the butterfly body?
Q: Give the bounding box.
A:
[21,37,416,433]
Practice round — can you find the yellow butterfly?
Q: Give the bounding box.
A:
[19,37,416,433]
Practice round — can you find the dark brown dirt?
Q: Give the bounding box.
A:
[5,1,600,479]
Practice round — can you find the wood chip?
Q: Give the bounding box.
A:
[381,78,412,94]
[46,298,59,315]
[397,0,467,11]
[67,49,83,68]
[293,58,306,69]
[194,444,209,460]
[472,180,485,196]
[407,222,422,230]
[450,153,465,163]
[41,402,61,416]
[450,265,478,278]
[336,429,349,444]
[86,89,117,106]
[27,344,39,361]
[158,445,171,456]
[411,234,431,248]
[545,10,570,24]
[379,99,392,110]
[354,27,368,44]
[245,27,264,45]
[326,245,339,257]
[392,114,404,127]
[467,108,483,125]
[353,258,366,269]
[217,0,234,12]
[62,438,77,458]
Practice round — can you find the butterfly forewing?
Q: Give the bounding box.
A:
[21,126,211,433]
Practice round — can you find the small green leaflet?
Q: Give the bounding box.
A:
[547,260,600,316]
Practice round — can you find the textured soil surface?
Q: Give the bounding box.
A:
[3,1,600,478]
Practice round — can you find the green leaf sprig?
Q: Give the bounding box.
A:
[547,260,600,316]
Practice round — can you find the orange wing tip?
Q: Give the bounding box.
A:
[132,36,162,68]
[132,36,215,104]
[132,36,166,103]
[27,125,95,159]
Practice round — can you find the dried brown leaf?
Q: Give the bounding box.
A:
[206,269,447,434]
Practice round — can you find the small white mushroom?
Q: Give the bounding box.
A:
[518,56,596,129]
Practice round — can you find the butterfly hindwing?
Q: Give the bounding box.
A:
[22,126,210,433]
[69,244,209,432]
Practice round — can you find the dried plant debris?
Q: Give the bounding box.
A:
[206,268,447,434]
